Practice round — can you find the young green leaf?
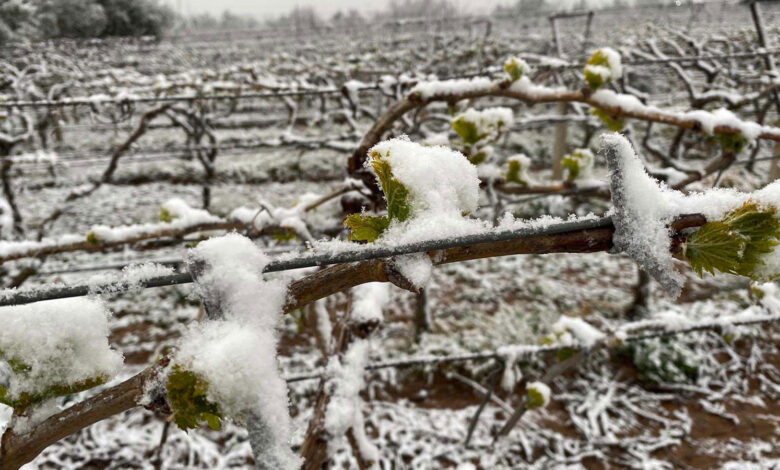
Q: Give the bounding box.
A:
[504,56,530,81]
[583,48,621,90]
[685,221,745,276]
[506,158,529,186]
[86,231,100,245]
[685,202,780,279]
[370,152,412,222]
[166,365,223,432]
[717,133,748,154]
[159,206,174,223]
[344,214,390,242]
[468,149,489,165]
[592,108,625,132]
[561,149,594,182]
[451,118,484,146]
[526,382,550,408]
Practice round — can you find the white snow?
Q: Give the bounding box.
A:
[87,262,175,295]
[0,234,84,260]
[0,297,122,402]
[603,132,780,293]
[452,107,514,141]
[584,47,622,85]
[552,316,606,348]
[176,234,299,469]
[367,137,487,243]
[314,299,333,347]
[352,282,391,325]
[592,90,767,142]
[87,198,223,243]
[229,197,314,242]
[508,76,567,98]
[393,253,433,289]
[410,77,495,100]
[324,339,379,464]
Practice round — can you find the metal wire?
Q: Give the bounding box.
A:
[2,49,778,109]
[283,312,780,383]
[0,216,613,306]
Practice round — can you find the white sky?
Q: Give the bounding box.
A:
[164,0,515,20]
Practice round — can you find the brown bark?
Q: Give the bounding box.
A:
[0,214,706,469]
[0,358,169,470]
[347,80,780,183]
[0,221,242,264]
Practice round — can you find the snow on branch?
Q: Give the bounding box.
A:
[173,233,300,469]
[0,298,122,410]
[323,339,379,467]
[602,132,780,296]
[0,199,238,264]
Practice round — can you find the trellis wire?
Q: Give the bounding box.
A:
[2,49,779,109]
[0,216,613,306]
[283,312,780,383]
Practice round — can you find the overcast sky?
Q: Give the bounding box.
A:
[163,0,514,20]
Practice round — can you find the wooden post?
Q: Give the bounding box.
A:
[414,289,430,340]
[749,1,780,176]
[769,142,780,182]
[582,11,594,55]
[552,101,568,180]
[549,17,562,57]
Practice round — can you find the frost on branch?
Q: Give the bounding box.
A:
[392,253,433,290]
[351,282,391,326]
[170,233,300,469]
[603,133,688,296]
[87,198,221,244]
[324,339,379,466]
[549,316,605,349]
[345,137,484,244]
[583,47,622,90]
[0,298,122,409]
[602,133,780,296]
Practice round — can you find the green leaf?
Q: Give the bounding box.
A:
[86,231,100,245]
[685,221,745,276]
[205,413,222,431]
[583,49,614,90]
[504,57,528,81]
[0,384,8,407]
[370,152,412,222]
[272,228,299,243]
[561,149,594,182]
[526,385,548,408]
[166,366,223,432]
[685,202,780,279]
[561,155,580,181]
[159,206,174,223]
[451,118,484,146]
[505,159,528,186]
[717,133,748,154]
[468,150,488,165]
[591,108,625,132]
[344,214,390,242]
